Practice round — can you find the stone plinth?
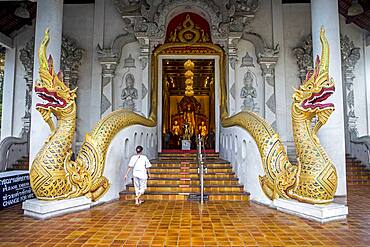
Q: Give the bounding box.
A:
[273,198,348,223]
[23,196,91,220]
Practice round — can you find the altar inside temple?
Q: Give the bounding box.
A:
[162,59,215,149]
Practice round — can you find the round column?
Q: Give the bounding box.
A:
[29,0,64,163]
[311,0,347,196]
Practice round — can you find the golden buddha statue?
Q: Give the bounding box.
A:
[172,120,180,136]
[198,121,207,138]
[183,104,195,136]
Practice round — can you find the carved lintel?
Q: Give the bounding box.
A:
[114,0,259,48]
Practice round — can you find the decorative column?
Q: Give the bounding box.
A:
[19,40,34,137]
[311,0,347,196]
[227,33,242,115]
[136,34,150,117]
[29,0,63,163]
[257,48,279,129]
[97,48,119,116]
[341,35,360,146]
[61,36,84,89]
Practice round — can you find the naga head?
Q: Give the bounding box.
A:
[35,29,77,121]
[293,27,335,115]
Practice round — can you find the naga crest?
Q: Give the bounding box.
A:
[35,29,76,125]
[293,27,335,114]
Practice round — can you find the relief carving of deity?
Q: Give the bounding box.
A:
[240,71,258,112]
[121,73,138,111]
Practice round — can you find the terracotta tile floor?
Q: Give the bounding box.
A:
[1,185,370,247]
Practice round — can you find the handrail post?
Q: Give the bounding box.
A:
[197,134,207,204]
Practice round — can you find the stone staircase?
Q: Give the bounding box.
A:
[346,155,370,185]
[6,156,29,171]
[120,152,249,201]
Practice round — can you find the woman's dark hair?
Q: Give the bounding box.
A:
[136,145,143,153]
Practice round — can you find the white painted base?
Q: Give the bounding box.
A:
[182,140,191,150]
[22,196,91,220]
[273,198,348,223]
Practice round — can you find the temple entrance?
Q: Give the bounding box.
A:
[152,12,225,152]
[161,59,215,150]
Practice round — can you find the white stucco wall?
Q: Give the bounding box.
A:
[63,4,94,141]
[251,0,273,47]
[98,125,157,203]
[220,126,271,205]
[103,0,124,47]
[282,3,312,143]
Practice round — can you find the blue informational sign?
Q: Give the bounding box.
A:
[0,171,34,209]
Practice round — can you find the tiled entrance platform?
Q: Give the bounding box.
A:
[1,185,370,246]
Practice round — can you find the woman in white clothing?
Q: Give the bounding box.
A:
[124,145,152,205]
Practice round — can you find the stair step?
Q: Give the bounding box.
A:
[121,152,248,202]
[150,163,230,168]
[120,191,249,201]
[126,184,244,193]
[159,152,219,156]
[345,154,370,184]
[150,167,232,173]
[147,178,239,186]
[150,172,236,179]
[151,159,230,164]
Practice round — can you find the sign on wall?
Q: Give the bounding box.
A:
[0,171,34,209]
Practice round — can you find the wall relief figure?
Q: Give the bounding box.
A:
[121,73,138,111]
[240,71,258,112]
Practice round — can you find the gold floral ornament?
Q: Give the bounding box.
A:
[167,14,210,44]
[30,29,156,201]
[221,27,338,204]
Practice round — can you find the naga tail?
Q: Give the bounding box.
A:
[75,109,156,201]
[222,111,299,200]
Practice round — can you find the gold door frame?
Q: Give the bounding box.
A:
[150,43,227,151]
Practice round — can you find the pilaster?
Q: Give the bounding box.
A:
[227,33,242,115]
[257,49,279,129]
[341,35,361,153]
[19,39,34,137]
[136,34,150,117]
[311,0,347,196]
[97,50,119,116]
[29,0,64,163]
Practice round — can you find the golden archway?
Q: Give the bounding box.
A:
[151,13,227,150]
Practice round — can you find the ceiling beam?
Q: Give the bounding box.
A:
[0,32,13,49]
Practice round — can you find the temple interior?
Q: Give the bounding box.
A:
[162,59,215,149]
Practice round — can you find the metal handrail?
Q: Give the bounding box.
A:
[196,134,207,204]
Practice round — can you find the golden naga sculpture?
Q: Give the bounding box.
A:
[30,29,155,201]
[222,27,337,204]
